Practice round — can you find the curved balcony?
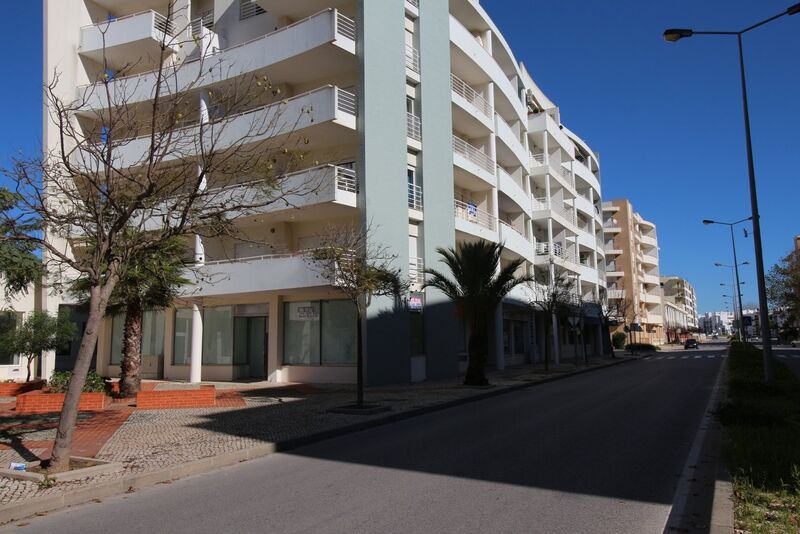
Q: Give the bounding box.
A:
[451,73,494,132]
[494,114,528,169]
[78,9,357,112]
[527,111,574,154]
[640,234,658,248]
[641,253,659,266]
[453,136,495,187]
[574,194,597,219]
[256,0,351,23]
[82,86,357,170]
[449,15,525,125]
[497,167,531,218]
[499,222,533,261]
[454,199,497,242]
[572,158,601,195]
[79,10,179,71]
[643,274,661,286]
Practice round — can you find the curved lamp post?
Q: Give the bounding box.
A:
[666,4,800,383]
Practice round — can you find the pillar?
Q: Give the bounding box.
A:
[189,302,203,383]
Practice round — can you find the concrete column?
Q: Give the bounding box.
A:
[189,302,203,383]
[267,295,282,382]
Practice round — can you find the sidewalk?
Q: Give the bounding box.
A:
[0,354,635,518]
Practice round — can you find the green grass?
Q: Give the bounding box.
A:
[719,341,800,533]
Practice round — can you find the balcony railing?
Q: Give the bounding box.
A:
[406,44,420,73]
[409,257,425,284]
[335,166,357,193]
[406,0,420,8]
[551,164,575,189]
[190,9,214,36]
[408,183,423,210]
[536,241,578,265]
[407,113,422,141]
[499,220,527,240]
[336,88,357,115]
[532,196,549,211]
[450,73,492,118]
[336,12,357,41]
[454,199,496,231]
[607,289,626,299]
[82,10,177,36]
[452,136,494,174]
[530,152,545,166]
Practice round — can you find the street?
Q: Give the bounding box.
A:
[7,344,728,534]
[769,344,800,378]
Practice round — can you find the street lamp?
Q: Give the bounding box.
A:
[705,217,750,341]
[667,5,800,384]
[721,279,747,340]
[716,261,750,339]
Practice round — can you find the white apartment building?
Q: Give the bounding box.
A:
[43,0,607,385]
[699,311,734,335]
[602,199,664,345]
[661,275,698,330]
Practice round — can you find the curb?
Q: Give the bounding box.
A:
[710,355,734,534]
[0,356,635,524]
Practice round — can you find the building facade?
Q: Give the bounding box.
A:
[602,199,664,345]
[43,0,607,384]
[699,311,734,335]
[661,275,698,330]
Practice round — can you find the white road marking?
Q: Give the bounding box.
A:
[667,356,676,360]
[681,356,689,359]
[694,356,702,359]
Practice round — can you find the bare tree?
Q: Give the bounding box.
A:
[529,268,578,371]
[0,2,323,472]
[304,224,407,408]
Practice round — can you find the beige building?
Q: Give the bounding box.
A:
[602,199,663,345]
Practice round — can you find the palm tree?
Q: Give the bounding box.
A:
[424,241,532,386]
[72,238,187,397]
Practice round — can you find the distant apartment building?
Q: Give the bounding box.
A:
[699,311,733,335]
[663,298,689,343]
[661,276,698,330]
[43,0,608,384]
[602,200,663,345]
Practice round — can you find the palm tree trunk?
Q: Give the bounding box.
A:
[119,302,143,398]
[356,309,364,407]
[544,321,551,371]
[465,315,488,386]
[49,281,116,473]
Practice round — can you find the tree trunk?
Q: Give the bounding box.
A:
[26,355,33,383]
[119,302,143,398]
[356,309,364,407]
[49,282,115,473]
[464,315,488,386]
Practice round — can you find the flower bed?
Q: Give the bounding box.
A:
[0,380,45,397]
[16,390,109,414]
[136,385,216,409]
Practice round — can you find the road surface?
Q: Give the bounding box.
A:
[8,345,728,534]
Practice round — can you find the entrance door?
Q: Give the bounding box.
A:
[234,316,267,378]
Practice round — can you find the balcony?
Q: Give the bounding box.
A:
[527,111,574,154]
[79,10,179,71]
[406,45,420,80]
[643,274,661,286]
[79,10,357,112]
[191,253,325,297]
[499,221,532,260]
[640,234,658,248]
[607,289,626,299]
[408,183,423,212]
[535,241,579,269]
[453,136,495,185]
[603,223,621,234]
[451,73,492,122]
[604,243,623,255]
[84,86,357,169]
[407,112,422,146]
[641,292,661,305]
[497,167,530,217]
[641,253,658,266]
[409,257,424,285]
[494,114,528,169]
[454,199,497,241]
[255,0,351,21]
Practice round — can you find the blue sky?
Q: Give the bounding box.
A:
[1,1,797,314]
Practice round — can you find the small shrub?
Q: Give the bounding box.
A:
[48,370,106,394]
[625,343,659,352]
[611,332,627,349]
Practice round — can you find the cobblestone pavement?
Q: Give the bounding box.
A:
[0,356,630,508]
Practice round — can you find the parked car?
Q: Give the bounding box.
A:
[792,340,799,348]
[684,339,699,349]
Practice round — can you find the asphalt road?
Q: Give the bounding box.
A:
[773,345,800,377]
[7,344,728,534]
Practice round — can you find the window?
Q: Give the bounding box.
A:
[283,300,356,365]
[110,314,124,365]
[110,311,165,365]
[239,0,265,20]
[0,312,19,365]
[203,306,233,365]
[173,309,193,365]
